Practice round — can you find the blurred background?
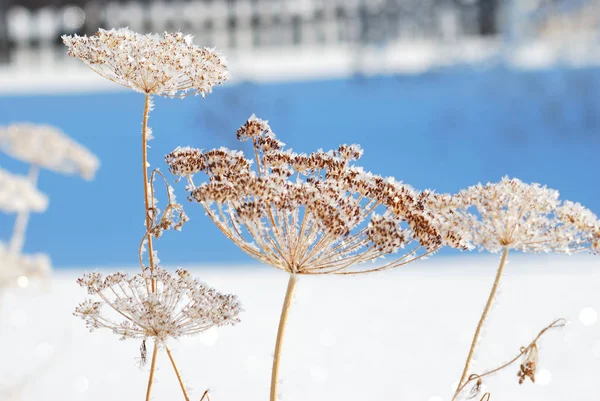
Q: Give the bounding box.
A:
[0,2,599,401]
[1,0,599,268]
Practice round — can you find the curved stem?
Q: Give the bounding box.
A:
[270,273,298,401]
[455,247,509,395]
[145,342,159,401]
[166,346,190,401]
[141,93,157,292]
[9,165,39,255]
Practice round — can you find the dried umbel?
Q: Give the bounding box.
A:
[443,177,600,398]
[432,177,600,254]
[0,168,48,214]
[0,242,51,288]
[75,267,241,343]
[168,114,468,401]
[0,123,99,180]
[167,115,468,276]
[63,28,228,97]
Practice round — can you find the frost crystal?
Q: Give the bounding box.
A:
[75,267,242,342]
[63,28,228,98]
[0,123,99,180]
[0,168,48,213]
[427,177,600,254]
[167,115,468,275]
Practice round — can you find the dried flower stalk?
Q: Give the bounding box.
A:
[432,177,600,397]
[167,115,469,401]
[64,28,235,400]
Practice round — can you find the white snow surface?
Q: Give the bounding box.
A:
[0,254,599,401]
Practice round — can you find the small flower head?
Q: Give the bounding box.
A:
[167,115,467,275]
[0,123,99,180]
[432,177,600,254]
[63,28,228,97]
[165,146,207,177]
[75,267,241,343]
[0,168,48,213]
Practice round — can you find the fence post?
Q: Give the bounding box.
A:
[0,0,9,63]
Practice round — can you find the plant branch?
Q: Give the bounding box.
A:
[270,273,298,401]
[456,247,509,393]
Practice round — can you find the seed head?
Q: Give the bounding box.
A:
[167,115,467,275]
[62,28,228,98]
[75,267,242,343]
[0,168,48,213]
[0,123,99,180]
[428,177,600,254]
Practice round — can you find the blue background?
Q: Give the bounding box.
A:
[1,65,599,268]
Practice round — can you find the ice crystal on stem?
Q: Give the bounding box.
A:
[75,267,241,342]
[167,114,468,401]
[62,28,228,97]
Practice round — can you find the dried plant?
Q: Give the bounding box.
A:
[63,28,238,401]
[453,319,566,401]
[428,177,600,398]
[166,115,469,401]
[0,123,99,256]
[0,168,48,214]
[0,168,50,288]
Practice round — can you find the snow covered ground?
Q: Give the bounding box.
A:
[0,254,599,401]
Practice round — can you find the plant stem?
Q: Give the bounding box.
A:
[165,346,190,401]
[141,93,157,292]
[145,341,159,401]
[9,164,39,255]
[455,247,509,395]
[270,273,297,401]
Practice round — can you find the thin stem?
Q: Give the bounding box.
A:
[452,318,565,401]
[145,342,159,401]
[8,164,39,255]
[165,346,190,401]
[270,273,298,401]
[455,247,509,395]
[141,93,157,292]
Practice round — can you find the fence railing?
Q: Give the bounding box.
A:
[0,0,500,63]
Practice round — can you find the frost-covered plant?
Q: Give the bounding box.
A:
[0,168,48,214]
[0,168,50,288]
[427,177,600,400]
[166,115,469,401]
[0,123,99,256]
[63,28,237,401]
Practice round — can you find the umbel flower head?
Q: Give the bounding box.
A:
[62,28,228,97]
[0,167,48,213]
[0,242,51,288]
[0,123,99,180]
[75,267,241,343]
[428,177,600,253]
[166,115,468,275]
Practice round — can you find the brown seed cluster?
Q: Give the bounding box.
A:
[517,344,538,385]
[167,115,468,275]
